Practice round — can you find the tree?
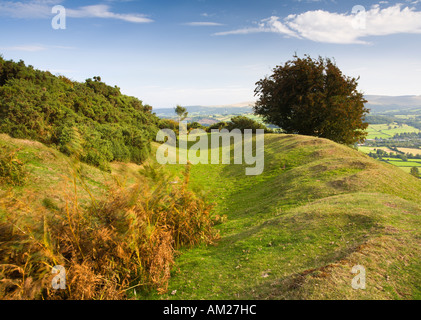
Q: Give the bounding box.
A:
[254,54,369,144]
[225,115,272,133]
[410,167,419,178]
[206,121,228,132]
[174,105,188,122]
[187,122,204,131]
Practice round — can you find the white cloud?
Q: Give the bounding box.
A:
[184,21,224,26]
[0,1,153,23]
[66,4,153,23]
[0,0,60,18]
[214,27,266,36]
[215,4,421,44]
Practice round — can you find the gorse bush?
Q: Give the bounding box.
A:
[206,116,273,133]
[0,145,26,186]
[0,162,219,299]
[0,57,160,170]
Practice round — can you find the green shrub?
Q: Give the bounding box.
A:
[0,57,160,170]
[226,115,273,133]
[206,121,228,132]
[206,116,273,133]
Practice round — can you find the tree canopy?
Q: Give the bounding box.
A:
[174,105,188,121]
[410,167,419,178]
[206,115,272,133]
[254,55,369,144]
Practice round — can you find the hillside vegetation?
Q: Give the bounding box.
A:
[0,57,160,171]
[0,131,420,299]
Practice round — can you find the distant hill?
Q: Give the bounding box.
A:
[365,95,421,113]
[154,96,421,118]
[153,102,254,117]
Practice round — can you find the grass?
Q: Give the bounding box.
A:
[143,134,421,300]
[1,133,420,300]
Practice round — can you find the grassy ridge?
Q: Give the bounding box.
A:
[148,134,421,300]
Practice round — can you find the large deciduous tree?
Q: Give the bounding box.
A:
[254,55,369,144]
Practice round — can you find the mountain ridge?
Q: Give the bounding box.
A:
[153,95,421,116]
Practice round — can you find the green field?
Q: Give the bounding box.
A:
[358,148,421,173]
[358,146,397,155]
[366,124,420,140]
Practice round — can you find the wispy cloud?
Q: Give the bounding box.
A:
[0,44,76,52]
[184,21,224,27]
[215,16,299,38]
[67,4,153,23]
[214,4,421,44]
[0,0,59,18]
[200,12,216,18]
[0,0,153,23]
[0,45,47,52]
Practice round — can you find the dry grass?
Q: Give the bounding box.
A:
[0,160,219,299]
[0,145,27,186]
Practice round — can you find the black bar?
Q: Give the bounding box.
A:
[0,300,415,318]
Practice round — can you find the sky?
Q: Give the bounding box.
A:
[1,0,421,109]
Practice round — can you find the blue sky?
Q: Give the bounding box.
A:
[1,0,421,108]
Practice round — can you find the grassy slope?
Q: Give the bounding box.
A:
[150,134,421,300]
[1,133,420,300]
[0,133,142,218]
